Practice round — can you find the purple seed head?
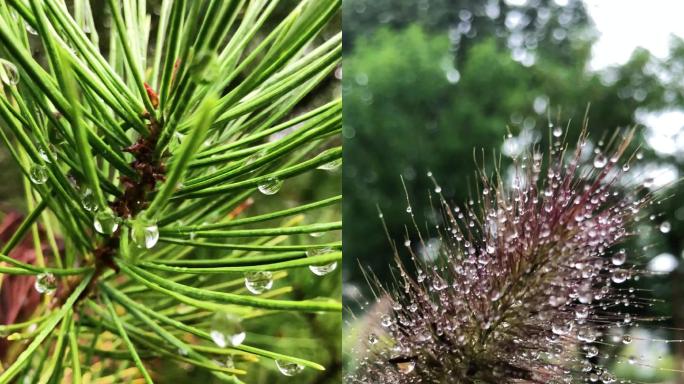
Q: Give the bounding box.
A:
[350,128,663,383]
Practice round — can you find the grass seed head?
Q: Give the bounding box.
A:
[351,128,667,384]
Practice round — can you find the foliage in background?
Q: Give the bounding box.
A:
[343,0,684,381]
[0,0,341,383]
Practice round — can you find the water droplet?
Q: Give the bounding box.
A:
[0,59,19,86]
[611,269,628,284]
[611,249,626,266]
[244,150,265,166]
[406,206,412,214]
[210,312,245,347]
[660,221,671,233]
[131,219,159,249]
[395,360,416,374]
[380,314,392,328]
[257,177,283,195]
[585,345,599,358]
[275,360,304,376]
[552,126,562,137]
[581,359,593,372]
[593,153,607,169]
[628,355,636,364]
[38,147,51,163]
[94,209,119,235]
[25,22,37,35]
[434,185,442,193]
[309,262,337,276]
[34,273,56,294]
[577,327,597,342]
[244,271,273,294]
[368,333,378,345]
[317,158,342,171]
[575,305,589,319]
[622,163,630,172]
[81,189,98,212]
[551,319,573,335]
[600,371,615,383]
[622,335,632,344]
[432,278,448,291]
[306,247,337,276]
[29,164,48,184]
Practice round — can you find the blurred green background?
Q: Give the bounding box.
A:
[342,0,684,382]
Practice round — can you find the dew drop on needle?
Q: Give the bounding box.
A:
[29,164,48,184]
[275,360,304,376]
[94,209,119,235]
[244,271,273,294]
[131,218,159,249]
[257,177,283,195]
[306,247,338,276]
[210,312,246,348]
[0,59,19,86]
[34,273,57,294]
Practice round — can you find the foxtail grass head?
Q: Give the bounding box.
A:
[350,126,670,383]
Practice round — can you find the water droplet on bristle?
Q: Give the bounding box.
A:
[611,270,628,284]
[611,249,626,266]
[593,153,607,168]
[368,333,378,345]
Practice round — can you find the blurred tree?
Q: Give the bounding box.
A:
[343,29,535,290]
[343,0,591,63]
